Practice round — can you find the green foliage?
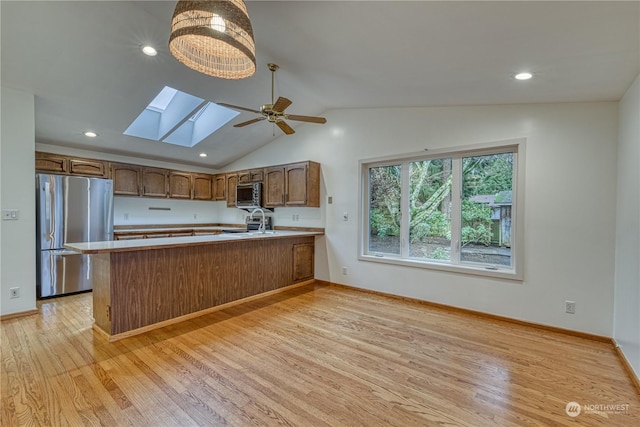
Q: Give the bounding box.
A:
[370,208,399,238]
[461,200,493,246]
[463,153,513,198]
[369,165,401,238]
[429,247,450,260]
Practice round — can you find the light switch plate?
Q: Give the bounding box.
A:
[2,209,18,220]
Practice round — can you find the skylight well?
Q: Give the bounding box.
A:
[124,86,238,147]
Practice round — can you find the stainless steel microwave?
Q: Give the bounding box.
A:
[236,182,262,208]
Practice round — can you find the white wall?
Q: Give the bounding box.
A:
[1,87,36,316]
[614,74,640,377]
[227,102,619,336]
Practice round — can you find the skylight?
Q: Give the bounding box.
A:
[124,86,238,147]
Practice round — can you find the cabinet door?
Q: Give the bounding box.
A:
[285,163,308,206]
[264,166,285,207]
[285,161,320,207]
[35,152,68,173]
[111,163,141,196]
[226,173,238,207]
[213,174,226,201]
[142,168,169,197]
[192,174,213,200]
[292,242,314,282]
[251,168,264,182]
[69,158,108,177]
[170,172,193,199]
[237,170,250,184]
[239,168,265,184]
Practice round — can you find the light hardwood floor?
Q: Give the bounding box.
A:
[2,283,638,426]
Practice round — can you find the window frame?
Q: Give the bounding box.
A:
[359,138,525,280]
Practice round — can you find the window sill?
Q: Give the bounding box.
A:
[359,253,523,281]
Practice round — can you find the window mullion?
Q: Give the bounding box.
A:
[400,161,410,258]
[450,157,462,265]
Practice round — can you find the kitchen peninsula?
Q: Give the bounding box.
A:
[65,231,322,341]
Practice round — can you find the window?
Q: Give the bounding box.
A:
[361,139,524,279]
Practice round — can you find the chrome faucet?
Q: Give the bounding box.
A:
[249,208,266,234]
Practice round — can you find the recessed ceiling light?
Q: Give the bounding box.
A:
[142,45,157,56]
[83,131,98,138]
[199,153,207,158]
[515,72,533,81]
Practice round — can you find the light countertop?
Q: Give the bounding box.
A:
[65,230,323,254]
[114,226,244,234]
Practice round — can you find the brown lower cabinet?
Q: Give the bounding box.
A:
[90,235,315,338]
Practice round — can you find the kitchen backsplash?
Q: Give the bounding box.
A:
[114,197,224,225]
[114,197,325,228]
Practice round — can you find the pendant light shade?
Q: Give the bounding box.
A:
[169,0,256,80]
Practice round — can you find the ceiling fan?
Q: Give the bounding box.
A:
[218,63,326,135]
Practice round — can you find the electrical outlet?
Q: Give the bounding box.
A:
[193,213,197,219]
[565,301,576,314]
[124,213,129,220]
[10,287,20,299]
[342,267,348,275]
[328,196,333,204]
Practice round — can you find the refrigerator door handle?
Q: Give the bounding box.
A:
[50,249,79,256]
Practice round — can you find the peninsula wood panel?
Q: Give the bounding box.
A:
[102,236,315,335]
[110,249,174,333]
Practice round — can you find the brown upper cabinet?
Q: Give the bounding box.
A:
[264,161,320,208]
[35,152,68,174]
[142,167,169,198]
[69,158,109,178]
[238,168,264,184]
[192,174,213,200]
[111,163,142,196]
[36,152,109,178]
[169,171,193,199]
[226,173,238,208]
[213,174,226,201]
[36,152,321,207]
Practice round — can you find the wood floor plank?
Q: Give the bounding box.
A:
[1,284,638,426]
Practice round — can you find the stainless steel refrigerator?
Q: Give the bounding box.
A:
[36,173,114,298]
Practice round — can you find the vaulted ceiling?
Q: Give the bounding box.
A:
[2,1,638,168]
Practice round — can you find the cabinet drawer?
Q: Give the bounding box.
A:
[69,159,108,177]
[35,152,68,173]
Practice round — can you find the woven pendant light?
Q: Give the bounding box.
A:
[169,0,256,79]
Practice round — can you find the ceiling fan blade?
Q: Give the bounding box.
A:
[276,120,295,135]
[285,114,327,124]
[272,97,292,113]
[234,117,266,128]
[217,103,262,114]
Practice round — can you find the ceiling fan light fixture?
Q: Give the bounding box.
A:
[169,0,256,80]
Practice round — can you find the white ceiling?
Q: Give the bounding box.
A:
[2,1,638,169]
